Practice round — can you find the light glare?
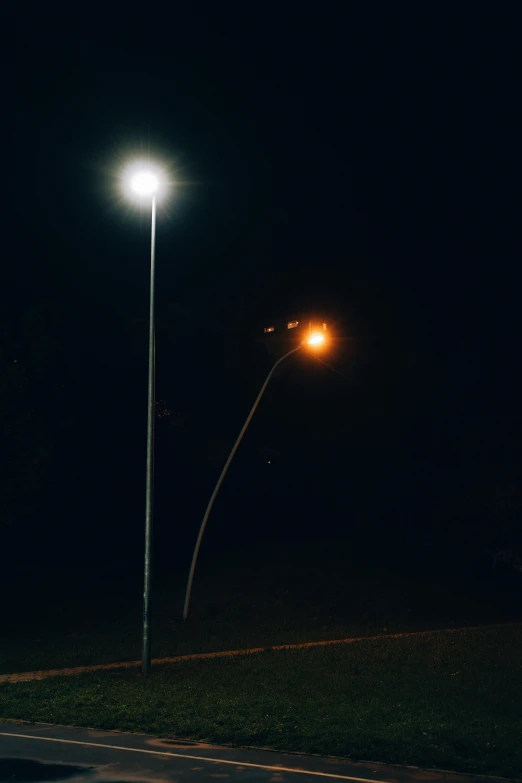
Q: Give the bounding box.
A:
[131,171,159,195]
[307,333,325,346]
[121,160,168,204]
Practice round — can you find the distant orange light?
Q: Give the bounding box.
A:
[307,333,325,346]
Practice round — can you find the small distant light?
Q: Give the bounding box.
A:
[264,326,275,333]
[287,320,299,329]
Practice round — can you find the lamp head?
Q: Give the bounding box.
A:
[131,171,159,195]
[122,161,167,202]
[307,333,325,346]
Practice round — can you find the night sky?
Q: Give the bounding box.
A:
[4,10,521,578]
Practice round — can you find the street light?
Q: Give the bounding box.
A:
[131,172,159,196]
[122,161,166,676]
[182,334,327,621]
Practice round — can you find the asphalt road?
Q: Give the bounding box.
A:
[0,721,498,783]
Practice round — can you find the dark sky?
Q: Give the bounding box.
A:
[4,9,521,571]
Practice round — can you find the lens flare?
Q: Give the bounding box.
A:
[307,333,325,346]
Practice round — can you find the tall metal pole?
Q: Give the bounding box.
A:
[142,195,156,676]
[183,344,303,621]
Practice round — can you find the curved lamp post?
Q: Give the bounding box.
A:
[183,332,326,621]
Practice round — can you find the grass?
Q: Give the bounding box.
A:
[1,624,521,779]
[1,544,518,676]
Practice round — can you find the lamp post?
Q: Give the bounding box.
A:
[124,164,164,676]
[142,188,156,678]
[183,332,326,621]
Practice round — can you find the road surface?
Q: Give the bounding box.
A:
[0,721,493,783]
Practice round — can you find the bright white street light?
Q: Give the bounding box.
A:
[122,160,167,203]
[119,157,168,677]
[131,171,159,195]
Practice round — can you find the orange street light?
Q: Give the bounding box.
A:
[183,332,328,620]
[307,332,325,346]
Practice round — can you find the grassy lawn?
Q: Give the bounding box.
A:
[1,625,521,779]
[1,546,518,675]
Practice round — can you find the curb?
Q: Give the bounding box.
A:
[1,621,521,684]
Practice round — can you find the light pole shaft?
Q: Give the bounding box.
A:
[142,195,156,676]
[183,344,303,621]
